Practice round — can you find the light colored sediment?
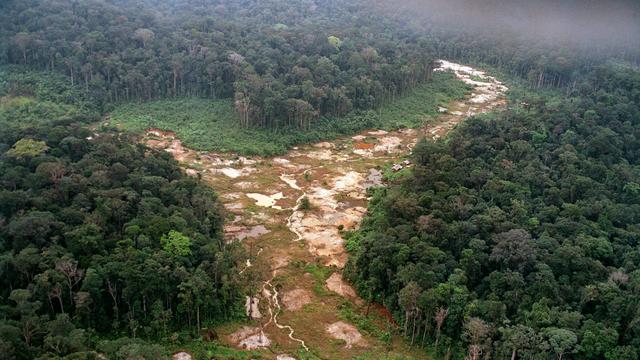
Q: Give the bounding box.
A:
[247,192,284,209]
[326,272,357,298]
[280,174,301,190]
[172,352,192,360]
[373,136,402,153]
[245,296,262,319]
[277,355,297,360]
[142,59,507,354]
[228,326,271,350]
[326,321,367,349]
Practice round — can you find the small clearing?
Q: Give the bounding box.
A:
[228,326,271,350]
[326,321,367,349]
[282,289,313,311]
[325,273,357,298]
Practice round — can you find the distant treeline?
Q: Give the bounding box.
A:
[0,0,438,130]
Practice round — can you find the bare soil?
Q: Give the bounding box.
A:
[326,321,368,349]
[143,60,507,358]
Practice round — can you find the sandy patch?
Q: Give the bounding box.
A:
[305,149,333,160]
[353,148,374,158]
[351,135,366,141]
[277,355,296,360]
[282,289,313,311]
[245,296,262,319]
[222,192,243,200]
[229,326,271,350]
[235,181,257,190]
[227,225,270,241]
[325,321,367,348]
[273,157,290,164]
[368,130,388,136]
[314,141,334,149]
[280,174,301,190]
[224,202,245,211]
[333,172,364,192]
[214,167,257,179]
[363,169,383,188]
[374,136,402,153]
[172,352,192,360]
[288,182,368,267]
[247,192,284,209]
[326,273,356,298]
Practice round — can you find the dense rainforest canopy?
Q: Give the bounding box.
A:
[1,0,640,359]
[0,0,439,129]
[347,62,640,359]
[0,68,242,359]
[4,0,637,132]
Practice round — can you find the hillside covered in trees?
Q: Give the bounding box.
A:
[2,0,640,359]
[0,0,441,130]
[347,62,640,359]
[0,70,242,359]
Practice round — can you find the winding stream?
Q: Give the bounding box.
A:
[148,60,507,358]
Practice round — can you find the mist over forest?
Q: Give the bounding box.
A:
[379,0,640,47]
[0,1,639,359]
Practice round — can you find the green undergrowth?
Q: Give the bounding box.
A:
[303,262,333,296]
[0,66,100,129]
[169,341,264,360]
[110,71,469,156]
[338,301,392,345]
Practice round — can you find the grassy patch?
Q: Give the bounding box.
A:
[303,263,332,296]
[111,72,469,156]
[169,340,266,360]
[383,165,412,182]
[338,301,391,344]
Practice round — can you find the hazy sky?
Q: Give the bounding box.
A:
[380,0,640,48]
